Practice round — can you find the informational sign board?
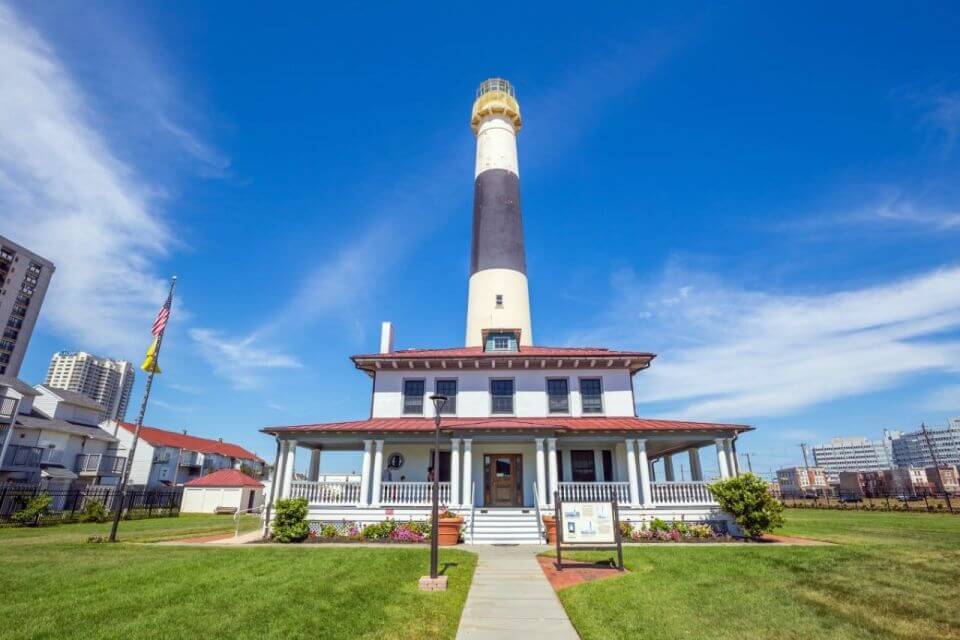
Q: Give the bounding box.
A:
[554,492,625,572]
[560,502,616,544]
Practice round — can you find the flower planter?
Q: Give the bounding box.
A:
[542,515,557,544]
[437,517,463,546]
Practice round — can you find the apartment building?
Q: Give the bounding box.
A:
[44,351,135,421]
[0,379,124,487]
[891,423,960,467]
[776,466,830,497]
[838,467,932,499]
[811,432,897,482]
[0,235,55,378]
[103,421,265,487]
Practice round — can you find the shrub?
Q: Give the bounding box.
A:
[81,500,109,523]
[389,523,425,543]
[648,517,670,532]
[272,497,309,543]
[360,520,397,541]
[86,535,107,544]
[319,523,339,539]
[618,521,633,539]
[12,494,52,527]
[709,473,784,538]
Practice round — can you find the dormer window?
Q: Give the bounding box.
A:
[484,330,518,352]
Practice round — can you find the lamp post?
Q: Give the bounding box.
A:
[428,394,447,580]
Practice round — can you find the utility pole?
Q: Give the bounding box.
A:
[799,443,810,469]
[920,423,953,512]
[741,452,754,474]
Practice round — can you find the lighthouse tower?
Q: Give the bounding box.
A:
[465,78,533,347]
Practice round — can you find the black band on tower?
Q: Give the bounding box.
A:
[470,169,526,275]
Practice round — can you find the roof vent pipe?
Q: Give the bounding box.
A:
[380,321,395,354]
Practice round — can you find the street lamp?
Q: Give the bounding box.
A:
[428,394,447,580]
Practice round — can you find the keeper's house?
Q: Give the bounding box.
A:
[262,79,752,543]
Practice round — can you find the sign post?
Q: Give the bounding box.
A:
[554,490,624,572]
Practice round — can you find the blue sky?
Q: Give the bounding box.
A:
[2,2,959,476]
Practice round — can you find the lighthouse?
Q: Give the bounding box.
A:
[465,78,533,347]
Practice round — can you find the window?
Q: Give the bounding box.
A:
[580,378,603,414]
[495,294,503,308]
[435,379,457,414]
[490,379,514,414]
[570,450,597,482]
[484,331,518,352]
[546,378,569,413]
[402,379,425,415]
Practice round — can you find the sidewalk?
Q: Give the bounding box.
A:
[456,545,579,640]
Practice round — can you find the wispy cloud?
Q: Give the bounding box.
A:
[189,328,303,390]
[0,4,214,357]
[922,383,960,413]
[570,263,960,421]
[918,89,960,151]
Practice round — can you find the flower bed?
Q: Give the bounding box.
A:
[621,518,733,543]
[304,519,432,544]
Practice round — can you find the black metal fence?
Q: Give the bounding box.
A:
[780,488,957,514]
[0,484,183,524]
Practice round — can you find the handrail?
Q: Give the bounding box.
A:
[469,480,476,544]
[234,504,265,538]
[532,481,544,543]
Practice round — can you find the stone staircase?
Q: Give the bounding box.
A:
[467,507,544,544]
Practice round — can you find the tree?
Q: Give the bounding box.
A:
[709,473,784,538]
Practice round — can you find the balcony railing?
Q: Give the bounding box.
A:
[558,481,630,503]
[381,481,450,506]
[2,445,43,468]
[75,453,126,475]
[289,480,362,505]
[651,482,715,505]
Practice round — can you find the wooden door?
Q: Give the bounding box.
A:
[484,454,522,506]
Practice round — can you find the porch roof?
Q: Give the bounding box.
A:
[262,416,751,435]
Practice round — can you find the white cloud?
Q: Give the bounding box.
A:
[570,264,960,421]
[189,328,302,390]
[0,4,181,357]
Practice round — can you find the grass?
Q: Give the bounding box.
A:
[556,509,960,640]
[0,515,476,640]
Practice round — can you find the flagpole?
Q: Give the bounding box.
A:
[109,276,177,542]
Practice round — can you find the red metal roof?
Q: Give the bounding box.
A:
[352,346,656,360]
[184,469,264,488]
[263,417,750,434]
[116,422,264,462]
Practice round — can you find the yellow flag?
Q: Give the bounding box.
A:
[140,337,162,374]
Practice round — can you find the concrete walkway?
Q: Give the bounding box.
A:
[456,545,579,640]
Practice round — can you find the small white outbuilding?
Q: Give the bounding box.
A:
[181,469,264,514]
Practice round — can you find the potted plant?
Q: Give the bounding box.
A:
[542,514,557,544]
[436,509,463,546]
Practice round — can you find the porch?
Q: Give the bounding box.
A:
[275,433,741,511]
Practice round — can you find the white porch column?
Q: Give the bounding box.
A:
[534,438,547,506]
[281,440,297,499]
[450,438,461,507]
[716,439,730,479]
[625,438,640,506]
[663,454,675,482]
[637,439,653,507]
[546,437,559,504]
[272,440,289,504]
[359,440,373,506]
[308,449,321,481]
[725,439,739,476]
[593,449,605,482]
[370,440,385,506]
[462,439,473,507]
[688,447,704,481]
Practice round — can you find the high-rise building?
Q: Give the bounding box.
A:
[811,432,897,482]
[0,235,55,377]
[891,423,960,468]
[44,351,135,421]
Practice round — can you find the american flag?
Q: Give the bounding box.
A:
[151,294,172,336]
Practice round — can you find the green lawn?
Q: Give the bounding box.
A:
[557,509,960,640]
[0,515,476,640]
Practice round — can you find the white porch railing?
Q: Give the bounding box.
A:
[289,480,361,505]
[651,481,715,505]
[558,481,631,503]
[380,482,450,506]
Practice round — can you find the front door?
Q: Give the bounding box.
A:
[483,454,522,506]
